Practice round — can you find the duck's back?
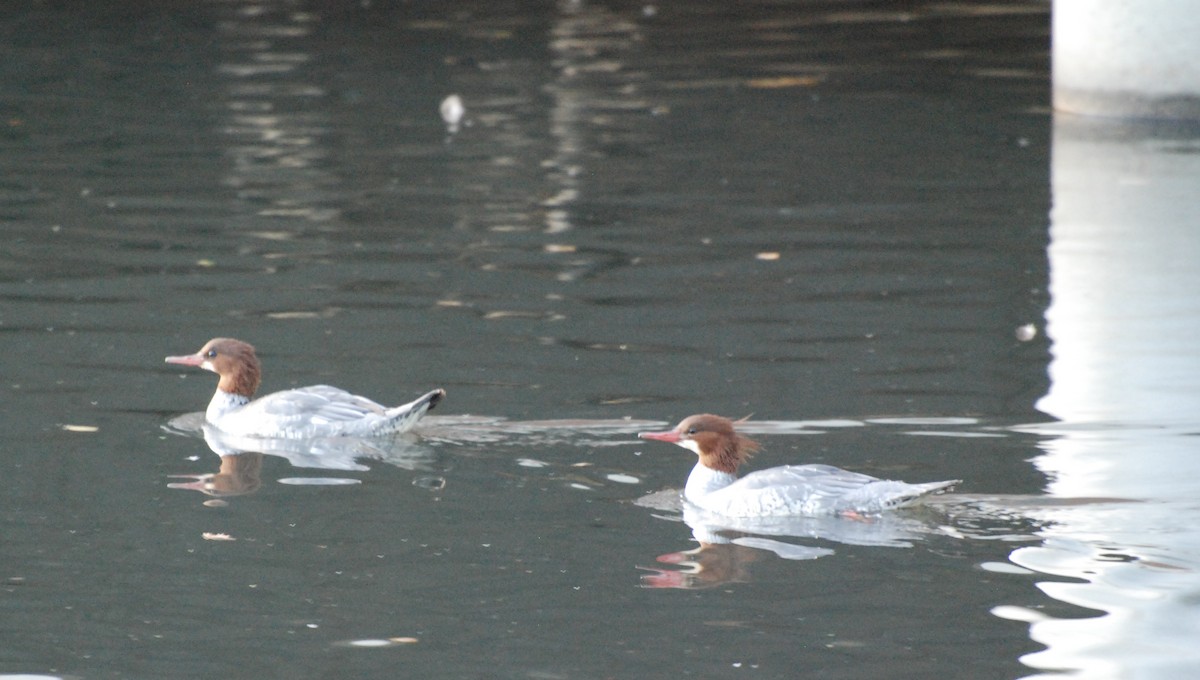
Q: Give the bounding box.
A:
[695,464,957,517]
[220,385,392,438]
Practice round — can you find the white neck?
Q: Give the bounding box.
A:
[207,389,250,422]
[684,462,737,503]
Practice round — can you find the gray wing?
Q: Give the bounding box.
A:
[253,385,388,425]
[735,464,880,496]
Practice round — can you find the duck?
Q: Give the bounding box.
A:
[165,337,445,439]
[638,414,959,517]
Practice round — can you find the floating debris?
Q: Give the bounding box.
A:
[440,94,465,132]
[755,251,781,261]
[346,639,393,648]
[1015,323,1037,341]
[606,473,640,484]
[61,424,99,433]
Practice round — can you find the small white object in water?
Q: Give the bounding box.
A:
[347,639,394,648]
[1015,323,1037,341]
[61,424,99,433]
[606,473,640,484]
[440,94,465,131]
[517,458,549,468]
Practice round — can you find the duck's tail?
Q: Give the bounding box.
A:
[844,478,961,513]
[887,479,961,509]
[377,388,446,434]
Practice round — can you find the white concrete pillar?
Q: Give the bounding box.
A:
[1054,0,1200,119]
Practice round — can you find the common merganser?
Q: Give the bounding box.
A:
[638,414,959,517]
[165,338,445,439]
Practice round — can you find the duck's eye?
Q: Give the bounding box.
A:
[205,349,218,359]
[686,427,697,435]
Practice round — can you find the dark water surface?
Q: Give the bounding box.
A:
[4,1,1198,679]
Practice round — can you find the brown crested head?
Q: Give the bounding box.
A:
[202,338,261,397]
[166,337,262,398]
[639,413,759,474]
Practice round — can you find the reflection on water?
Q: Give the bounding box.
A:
[216,4,339,228]
[1006,117,1200,678]
[640,541,781,590]
[166,413,438,473]
[168,450,264,497]
[0,1,1069,679]
[545,0,650,238]
[634,487,937,587]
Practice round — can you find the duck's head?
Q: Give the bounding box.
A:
[638,413,759,474]
[166,337,262,398]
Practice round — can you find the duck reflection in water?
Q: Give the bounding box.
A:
[635,488,942,588]
[165,419,440,499]
[166,416,438,471]
[640,541,769,589]
[169,451,264,498]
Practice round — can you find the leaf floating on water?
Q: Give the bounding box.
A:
[202,532,236,541]
[61,424,99,433]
